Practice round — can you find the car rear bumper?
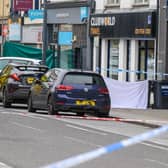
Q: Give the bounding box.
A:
[7,84,30,103]
[53,97,111,114]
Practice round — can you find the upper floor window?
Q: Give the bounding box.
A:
[134,0,149,5]
[107,0,120,5]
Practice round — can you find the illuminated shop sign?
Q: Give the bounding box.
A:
[90,16,116,26]
[90,27,100,36]
[134,28,151,35]
[28,10,43,20]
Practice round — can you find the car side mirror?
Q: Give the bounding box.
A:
[40,75,48,82]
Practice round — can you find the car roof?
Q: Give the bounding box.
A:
[7,62,47,67]
[52,68,100,75]
[0,57,42,63]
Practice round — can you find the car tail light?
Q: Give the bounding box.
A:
[10,73,20,81]
[56,101,65,105]
[56,85,73,91]
[98,87,109,94]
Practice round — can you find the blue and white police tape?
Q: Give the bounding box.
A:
[96,67,168,77]
[41,124,168,168]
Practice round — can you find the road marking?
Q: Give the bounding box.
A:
[64,136,102,148]
[0,162,12,168]
[22,113,47,120]
[41,125,168,168]
[0,111,47,120]
[145,159,168,167]
[142,142,168,151]
[11,122,44,132]
[66,124,107,136]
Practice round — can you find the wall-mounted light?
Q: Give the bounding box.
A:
[71,35,77,43]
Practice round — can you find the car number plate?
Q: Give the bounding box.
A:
[27,77,35,84]
[76,100,95,106]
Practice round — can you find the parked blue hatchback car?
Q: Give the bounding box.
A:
[28,68,111,117]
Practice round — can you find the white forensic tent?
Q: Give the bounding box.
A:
[104,78,148,109]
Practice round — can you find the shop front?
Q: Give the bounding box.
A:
[90,11,157,81]
[46,1,94,69]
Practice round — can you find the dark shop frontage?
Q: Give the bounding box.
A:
[90,11,157,82]
[46,0,95,69]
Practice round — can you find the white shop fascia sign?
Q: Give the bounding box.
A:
[24,17,43,24]
[22,25,43,43]
[24,10,43,25]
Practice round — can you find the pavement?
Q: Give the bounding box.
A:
[110,108,168,127]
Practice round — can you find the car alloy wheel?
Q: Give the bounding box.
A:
[48,96,56,115]
[96,111,109,118]
[28,94,36,112]
[76,112,85,116]
[2,89,11,108]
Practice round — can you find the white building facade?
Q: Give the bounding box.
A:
[91,0,166,82]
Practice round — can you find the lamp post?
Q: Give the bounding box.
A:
[42,0,47,65]
[1,0,4,56]
[156,0,167,80]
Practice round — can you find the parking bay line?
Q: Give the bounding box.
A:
[66,124,107,136]
[11,121,45,132]
[64,136,102,148]
[1,111,47,120]
[0,162,13,168]
[41,125,168,168]
[66,121,168,151]
[142,142,168,151]
[66,124,168,151]
[145,158,168,167]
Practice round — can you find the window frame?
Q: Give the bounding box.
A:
[134,0,149,5]
[106,0,120,5]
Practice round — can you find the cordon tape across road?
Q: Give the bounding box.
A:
[41,124,168,168]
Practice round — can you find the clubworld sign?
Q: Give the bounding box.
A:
[90,12,156,38]
[90,16,116,26]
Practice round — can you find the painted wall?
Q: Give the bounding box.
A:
[0,0,10,17]
[103,0,157,10]
[95,0,105,13]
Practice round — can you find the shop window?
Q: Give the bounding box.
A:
[60,46,73,69]
[126,40,131,81]
[107,0,120,5]
[134,0,149,5]
[147,49,155,79]
[108,40,119,80]
[57,24,73,69]
[59,25,72,32]
[138,40,155,81]
[0,26,2,35]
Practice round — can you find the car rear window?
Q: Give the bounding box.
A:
[62,73,106,87]
[0,59,9,70]
[12,60,31,65]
